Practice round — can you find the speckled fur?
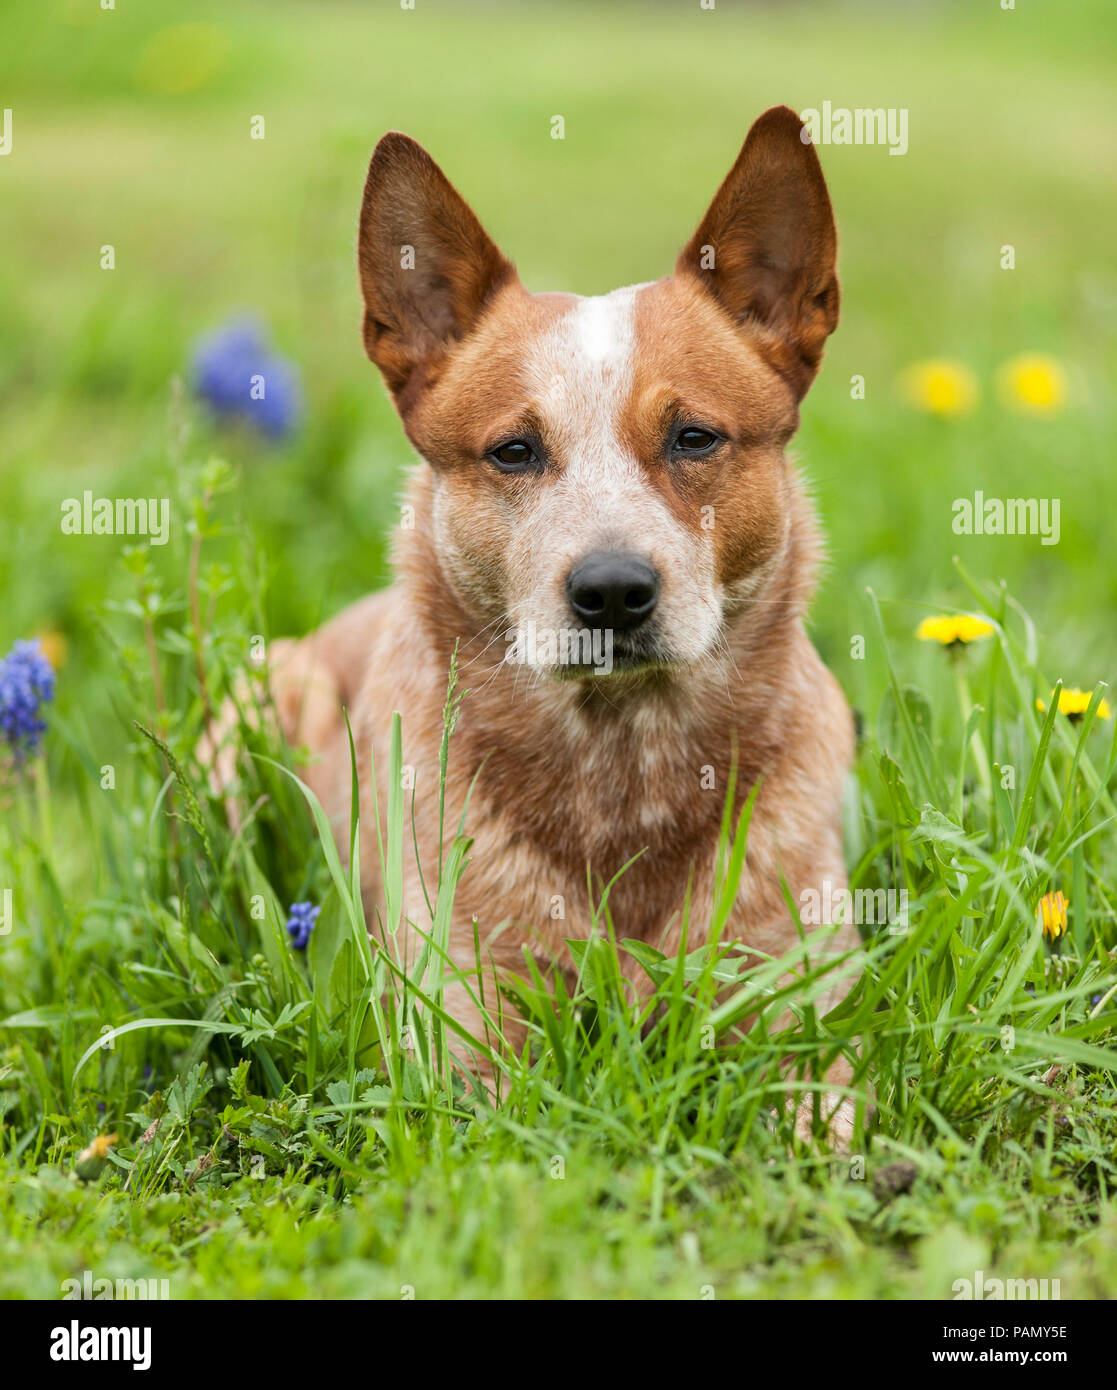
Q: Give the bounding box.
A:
[219,108,861,1141]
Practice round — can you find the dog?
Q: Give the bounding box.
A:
[209,106,861,1143]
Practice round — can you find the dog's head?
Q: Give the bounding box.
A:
[357,106,838,679]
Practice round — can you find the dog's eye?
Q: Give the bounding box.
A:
[489,439,537,472]
[673,427,719,454]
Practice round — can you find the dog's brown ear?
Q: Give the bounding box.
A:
[676,106,839,396]
[358,133,516,397]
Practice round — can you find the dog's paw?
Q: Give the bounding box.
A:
[196,636,350,829]
[195,637,304,817]
[195,697,243,809]
[793,1090,858,1152]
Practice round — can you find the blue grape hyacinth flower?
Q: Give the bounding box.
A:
[192,318,302,439]
[286,901,320,951]
[0,638,55,764]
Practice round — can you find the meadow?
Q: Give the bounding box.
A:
[0,0,1115,1300]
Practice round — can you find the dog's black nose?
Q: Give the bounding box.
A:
[566,551,659,632]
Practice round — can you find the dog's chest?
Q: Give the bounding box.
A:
[435,708,761,950]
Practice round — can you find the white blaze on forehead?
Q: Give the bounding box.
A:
[526,285,645,485]
[528,285,643,408]
[572,289,636,364]
[522,281,694,548]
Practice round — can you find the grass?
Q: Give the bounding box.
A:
[1,0,1116,1300]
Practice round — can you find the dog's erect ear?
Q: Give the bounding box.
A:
[676,106,839,395]
[358,133,516,397]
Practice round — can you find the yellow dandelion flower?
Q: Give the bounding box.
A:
[916,614,995,647]
[74,1132,118,1183]
[997,353,1068,416]
[1036,688,1111,722]
[83,1133,118,1160]
[1037,891,1068,942]
[35,628,68,671]
[900,359,979,417]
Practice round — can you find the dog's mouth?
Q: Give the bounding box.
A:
[550,631,674,682]
[501,618,682,681]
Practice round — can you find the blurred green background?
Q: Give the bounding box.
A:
[1,0,1114,729]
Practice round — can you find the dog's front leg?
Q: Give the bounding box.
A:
[198,593,388,825]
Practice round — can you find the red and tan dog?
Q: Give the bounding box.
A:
[219,106,860,1139]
